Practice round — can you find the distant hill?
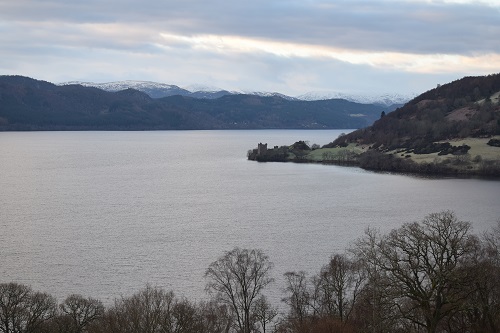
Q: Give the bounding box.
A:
[59,80,234,99]
[249,74,500,177]
[297,91,415,107]
[59,80,412,106]
[0,75,392,131]
[58,80,297,100]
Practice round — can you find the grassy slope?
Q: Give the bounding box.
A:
[299,136,500,176]
[402,137,500,163]
[305,144,365,161]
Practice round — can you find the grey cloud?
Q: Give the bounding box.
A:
[2,0,498,55]
[1,0,499,96]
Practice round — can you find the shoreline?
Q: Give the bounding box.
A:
[248,142,500,179]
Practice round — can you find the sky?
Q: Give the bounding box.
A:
[1,0,500,97]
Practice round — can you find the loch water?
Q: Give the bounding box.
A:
[1,130,499,304]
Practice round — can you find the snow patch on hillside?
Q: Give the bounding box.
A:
[245,91,298,100]
[60,80,182,91]
[59,80,416,105]
[183,84,224,93]
[297,91,417,106]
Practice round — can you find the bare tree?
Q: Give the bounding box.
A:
[313,254,365,324]
[197,300,233,333]
[252,296,277,333]
[478,221,500,331]
[446,246,500,333]
[484,219,500,263]
[102,285,179,333]
[357,211,477,333]
[448,219,500,332]
[171,298,204,333]
[351,228,401,332]
[0,282,57,333]
[59,294,104,333]
[282,271,311,332]
[205,248,274,333]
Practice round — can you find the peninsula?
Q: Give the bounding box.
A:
[249,74,500,177]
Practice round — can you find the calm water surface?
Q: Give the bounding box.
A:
[1,130,499,304]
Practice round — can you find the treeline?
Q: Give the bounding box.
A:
[414,74,500,106]
[1,211,500,333]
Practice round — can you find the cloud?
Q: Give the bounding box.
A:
[156,32,500,74]
[1,0,499,95]
[2,0,499,54]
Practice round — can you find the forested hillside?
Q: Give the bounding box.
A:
[0,76,390,130]
[331,73,500,150]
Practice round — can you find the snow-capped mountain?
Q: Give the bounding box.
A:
[60,80,179,92]
[59,80,414,105]
[183,84,227,93]
[59,80,190,99]
[297,91,416,106]
[185,85,296,100]
[246,91,298,100]
[59,80,235,99]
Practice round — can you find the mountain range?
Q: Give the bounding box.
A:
[59,80,235,100]
[59,80,414,106]
[0,75,395,131]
